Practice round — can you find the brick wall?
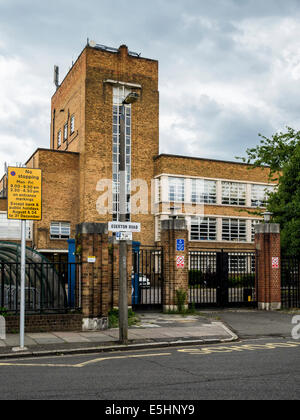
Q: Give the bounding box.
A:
[5,314,83,333]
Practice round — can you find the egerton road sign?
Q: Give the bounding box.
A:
[108,222,141,233]
[7,167,42,221]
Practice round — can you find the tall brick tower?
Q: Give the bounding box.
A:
[50,43,159,245]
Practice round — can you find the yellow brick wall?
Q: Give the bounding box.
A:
[154,155,272,183]
[26,149,80,251]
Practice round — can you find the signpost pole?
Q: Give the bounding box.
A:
[20,220,26,350]
[119,103,128,345]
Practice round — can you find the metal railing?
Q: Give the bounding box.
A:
[0,262,82,314]
[281,256,300,309]
[189,250,257,307]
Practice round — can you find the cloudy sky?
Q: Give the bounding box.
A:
[1,0,300,173]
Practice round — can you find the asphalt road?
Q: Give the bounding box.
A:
[0,337,300,400]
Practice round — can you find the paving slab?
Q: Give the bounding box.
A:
[52,333,90,344]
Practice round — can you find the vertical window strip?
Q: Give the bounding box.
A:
[112,86,132,221]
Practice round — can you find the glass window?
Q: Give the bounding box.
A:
[191,179,217,204]
[63,123,68,141]
[57,130,61,148]
[222,219,247,242]
[70,115,75,134]
[112,86,132,222]
[191,217,217,241]
[251,185,275,207]
[50,222,71,240]
[222,182,246,206]
[168,177,185,202]
[251,220,261,241]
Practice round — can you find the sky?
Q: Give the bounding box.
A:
[1,0,300,173]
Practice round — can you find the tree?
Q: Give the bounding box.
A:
[239,127,300,256]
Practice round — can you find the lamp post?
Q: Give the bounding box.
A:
[263,211,273,223]
[119,92,139,345]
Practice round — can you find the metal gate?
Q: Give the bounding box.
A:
[281,256,300,309]
[132,243,163,310]
[189,250,257,308]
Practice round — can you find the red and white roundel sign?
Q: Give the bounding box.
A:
[176,256,185,268]
[272,257,279,269]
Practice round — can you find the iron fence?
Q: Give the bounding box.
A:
[189,250,257,308]
[132,246,163,309]
[0,262,82,314]
[281,256,300,309]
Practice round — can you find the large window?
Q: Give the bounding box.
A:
[191,217,217,241]
[112,86,132,221]
[222,182,246,206]
[222,219,247,242]
[251,185,274,207]
[191,179,217,204]
[168,177,184,202]
[50,222,71,240]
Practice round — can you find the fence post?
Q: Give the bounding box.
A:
[161,219,189,312]
[255,223,281,310]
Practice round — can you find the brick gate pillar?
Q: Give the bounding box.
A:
[255,223,281,311]
[109,239,133,310]
[76,223,110,330]
[161,219,189,311]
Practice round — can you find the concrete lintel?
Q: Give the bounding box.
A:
[255,223,280,235]
[76,223,108,235]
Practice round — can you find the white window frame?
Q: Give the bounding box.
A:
[191,179,217,204]
[57,130,62,148]
[50,222,71,240]
[251,185,274,208]
[222,219,247,242]
[63,123,68,142]
[168,177,185,203]
[222,182,247,206]
[190,217,217,241]
[70,115,75,135]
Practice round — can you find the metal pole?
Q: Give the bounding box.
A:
[20,220,26,349]
[119,103,128,344]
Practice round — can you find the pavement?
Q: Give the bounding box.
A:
[0,312,237,359]
[0,308,298,360]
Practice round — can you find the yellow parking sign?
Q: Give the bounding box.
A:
[7,167,42,221]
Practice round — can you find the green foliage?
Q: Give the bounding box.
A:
[176,289,187,313]
[108,308,139,329]
[0,307,8,317]
[238,127,300,256]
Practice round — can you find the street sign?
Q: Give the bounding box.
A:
[7,167,42,221]
[116,232,133,241]
[272,257,279,269]
[176,256,185,268]
[177,239,185,252]
[108,222,141,233]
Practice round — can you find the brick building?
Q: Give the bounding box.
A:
[0,42,276,259]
